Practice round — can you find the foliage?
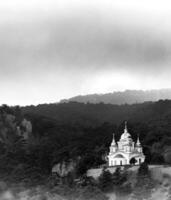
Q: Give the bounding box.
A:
[164,147,171,164]
[131,164,155,200]
[98,168,113,192]
[0,100,170,187]
[129,163,156,200]
[129,157,137,165]
[76,154,105,176]
[98,167,130,195]
[138,162,149,176]
[22,100,171,165]
[112,167,131,196]
[112,167,123,186]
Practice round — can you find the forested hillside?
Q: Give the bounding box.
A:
[0,100,170,188]
[60,89,171,105]
[22,100,171,166]
[23,99,171,127]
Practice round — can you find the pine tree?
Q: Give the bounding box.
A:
[98,168,113,192]
[131,163,155,200]
[113,167,128,186]
[138,162,149,176]
[112,167,131,197]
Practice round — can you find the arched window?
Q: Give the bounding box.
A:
[111,160,113,166]
[120,160,122,165]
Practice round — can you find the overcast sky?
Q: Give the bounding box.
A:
[1,0,171,105]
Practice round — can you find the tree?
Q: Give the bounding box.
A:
[98,168,113,192]
[112,167,131,196]
[131,164,155,200]
[164,147,171,164]
[138,162,149,176]
[151,153,164,164]
[131,179,154,200]
[112,167,122,186]
[130,157,137,165]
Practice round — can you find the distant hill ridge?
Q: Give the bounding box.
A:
[60,89,171,105]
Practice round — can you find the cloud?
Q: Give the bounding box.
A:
[1,12,171,72]
[0,0,171,105]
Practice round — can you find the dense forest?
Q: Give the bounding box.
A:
[0,100,171,185]
[22,100,171,165]
[23,99,171,126]
[0,100,170,198]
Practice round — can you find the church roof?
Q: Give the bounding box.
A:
[120,121,132,141]
[111,134,117,146]
[109,122,143,152]
[114,154,125,158]
[136,136,141,146]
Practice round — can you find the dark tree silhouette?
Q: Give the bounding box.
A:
[130,157,137,165]
[98,168,113,192]
[138,162,149,176]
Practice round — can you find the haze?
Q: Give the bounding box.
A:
[1,0,171,105]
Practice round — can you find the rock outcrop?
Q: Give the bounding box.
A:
[52,160,77,177]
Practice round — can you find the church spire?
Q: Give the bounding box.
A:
[111,133,117,146]
[124,121,128,133]
[136,135,141,146]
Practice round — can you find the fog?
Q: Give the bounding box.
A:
[0,0,171,105]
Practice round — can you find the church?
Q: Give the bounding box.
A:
[107,122,145,166]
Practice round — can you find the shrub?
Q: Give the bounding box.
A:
[98,168,113,192]
[138,162,149,176]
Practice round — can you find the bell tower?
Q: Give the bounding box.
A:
[109,134,117,153]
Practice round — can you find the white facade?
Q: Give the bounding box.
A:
[107,122,145,166]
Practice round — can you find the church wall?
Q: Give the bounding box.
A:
[108,153,145,166]
[130,156,145,165]
[109,157,128,166]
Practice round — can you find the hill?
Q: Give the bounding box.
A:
[23,99,171,127]
[60,89,171,105]
[21,100,171,167]
[0,101,170,193]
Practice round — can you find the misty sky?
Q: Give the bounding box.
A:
[1,0,171,105]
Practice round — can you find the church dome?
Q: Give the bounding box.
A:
[120,121,132,140]
[123,141,132,146]
[120,132,131,140]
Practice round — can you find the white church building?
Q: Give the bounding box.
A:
[107,122,145,166]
